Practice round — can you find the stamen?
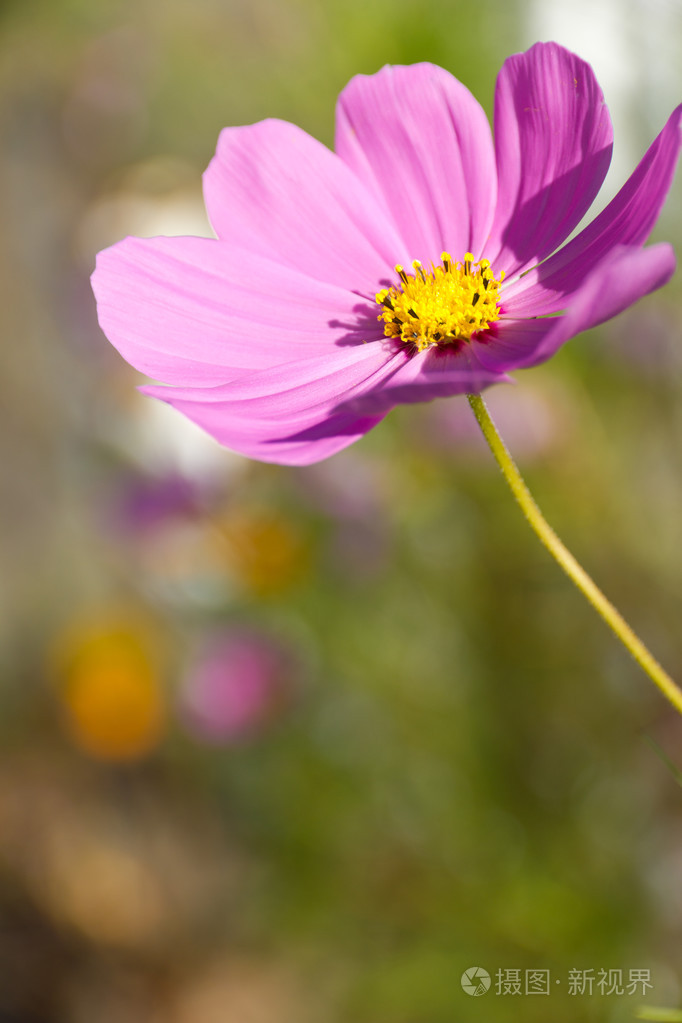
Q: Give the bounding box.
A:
[375,253,504,352]
[413,260,427,283]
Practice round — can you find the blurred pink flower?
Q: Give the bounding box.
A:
[600,301,682,377]
[110,471,201,535]
[427,382,570,464]
[92,43,680,465]
[179,631,293,743]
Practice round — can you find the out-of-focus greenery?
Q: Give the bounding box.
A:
[1,0,682,1020]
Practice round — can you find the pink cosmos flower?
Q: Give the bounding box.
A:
[92,42,681,466]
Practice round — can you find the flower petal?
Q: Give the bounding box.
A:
[479,244,676,372]
[472,320,557,374]
[503,105,682,316]
[335,63,497,263]
[487,42,613,276]
[202,119,405,290]
[92,235,384,386]
[141,343,407,465]
[346,345,510,412]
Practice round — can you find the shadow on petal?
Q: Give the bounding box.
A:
[327,296,385,348]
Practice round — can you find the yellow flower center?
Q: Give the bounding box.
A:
[375,252,505,352]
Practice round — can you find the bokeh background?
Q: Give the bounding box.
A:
[2,0,682,1020]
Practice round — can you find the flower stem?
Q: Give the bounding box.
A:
[467,392,682,717]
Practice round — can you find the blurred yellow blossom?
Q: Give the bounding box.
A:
[213,508,309,597]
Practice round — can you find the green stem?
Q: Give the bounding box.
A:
[467,392,682,717]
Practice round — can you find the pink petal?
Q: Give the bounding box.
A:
[503,105,682,316]
[481,244,676,372]
[472,319,557,373]
[335,63,497,264]
[487,42,613,277]
[141,342,407,465]
[92,236,384,386]
[347,345,510,411]
[202,119,405,290]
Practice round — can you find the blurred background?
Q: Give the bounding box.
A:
[2,0,682,1020]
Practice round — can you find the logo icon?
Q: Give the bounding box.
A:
[461,967,491,996]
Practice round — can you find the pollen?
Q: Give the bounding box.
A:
[375,253,505,351]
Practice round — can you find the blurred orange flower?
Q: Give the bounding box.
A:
[51,613,167,761]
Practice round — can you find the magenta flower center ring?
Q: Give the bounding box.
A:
[376,253,505,351]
